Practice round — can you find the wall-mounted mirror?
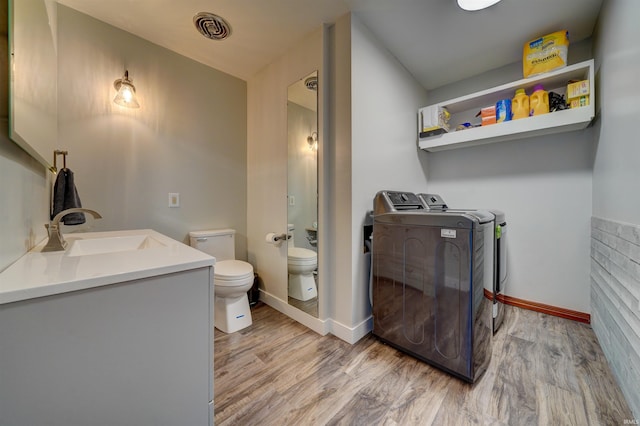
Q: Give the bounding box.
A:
[287,70,318,317]
[9,0,58,169]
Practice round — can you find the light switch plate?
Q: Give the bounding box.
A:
[168,193,180,208]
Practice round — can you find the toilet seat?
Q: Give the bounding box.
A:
[215,260,254,286]
[288,247,317,266]
[288,258,316,267]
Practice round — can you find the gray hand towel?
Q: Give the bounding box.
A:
[51,168,86,225]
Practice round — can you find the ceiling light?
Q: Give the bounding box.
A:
[113,70,140,109]
[457,0,502,11]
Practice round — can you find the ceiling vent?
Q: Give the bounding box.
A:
[193,12,232,40]
[304,76,318,91]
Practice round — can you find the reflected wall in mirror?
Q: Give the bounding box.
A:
[287,70,318,318]
[9,0,58,169]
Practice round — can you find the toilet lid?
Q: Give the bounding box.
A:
[288,247,317,261]
[215,260,254,281]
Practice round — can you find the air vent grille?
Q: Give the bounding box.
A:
[304,76,318,91]
[194,12,231,40]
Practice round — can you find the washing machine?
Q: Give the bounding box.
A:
[418,194,507,334]
[371,190,493,383]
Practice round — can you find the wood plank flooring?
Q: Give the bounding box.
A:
[214,303,633,425]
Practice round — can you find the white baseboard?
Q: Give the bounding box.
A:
[259,290,330,336]
[259,290,373,344]
[328,315,373,344]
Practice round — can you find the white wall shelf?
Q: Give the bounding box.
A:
[418,59,595,152]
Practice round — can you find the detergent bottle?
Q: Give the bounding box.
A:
[530,84,549,116]
[512,88,530,120]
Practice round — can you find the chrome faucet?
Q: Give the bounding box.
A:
[42,208,103,252]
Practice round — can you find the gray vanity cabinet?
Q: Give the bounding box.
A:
[0,267,214,426]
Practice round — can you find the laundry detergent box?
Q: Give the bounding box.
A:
[567,80,590,108]
[523,30,569,78]
[420,105,451,137]
[480,106,496,126]
[569,96,589,108]
[567,80,590,99]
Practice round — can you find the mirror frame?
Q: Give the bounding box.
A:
[8,0,58,170]
[286,70,319,317]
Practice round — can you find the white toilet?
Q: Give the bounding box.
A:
[287,225,318,301]
[189,229,254,333]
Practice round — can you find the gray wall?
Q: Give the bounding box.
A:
[56,6,247,253]
[592,0,640,225]
[1,3,247,272]
[425,43,595,315]
[591,0,640,417]
[349,13,429,330]
[325,15,353,334]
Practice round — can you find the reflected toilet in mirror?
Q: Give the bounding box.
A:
[287,70,318,317]
[287,224,317,302]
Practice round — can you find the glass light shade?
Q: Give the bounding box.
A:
[457,0,501,11]
[307,132,318,151]
[113,71,140,108]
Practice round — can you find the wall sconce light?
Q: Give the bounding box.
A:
[307,132,318,151]
[113,70,140,108]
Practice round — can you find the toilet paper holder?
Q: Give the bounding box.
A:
[273,233,291,242]
[265,232,291,246]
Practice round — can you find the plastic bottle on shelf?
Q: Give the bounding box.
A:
[512,88,530,120]
[530,84,549,116]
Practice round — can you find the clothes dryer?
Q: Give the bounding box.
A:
[418,194,507,334]
[491,210,507,333]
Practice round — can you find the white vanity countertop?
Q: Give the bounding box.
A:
[0,229,215,305]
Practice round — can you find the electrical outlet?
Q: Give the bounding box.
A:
[168,193,180,208]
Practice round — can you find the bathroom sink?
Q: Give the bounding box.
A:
[0,229,214,305]
[66,234,166,257]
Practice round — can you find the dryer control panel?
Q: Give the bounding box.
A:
[418,193,448,210]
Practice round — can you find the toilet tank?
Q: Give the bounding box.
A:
[189,229,236,261]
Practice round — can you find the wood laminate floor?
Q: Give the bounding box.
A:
[214,303,633,425]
